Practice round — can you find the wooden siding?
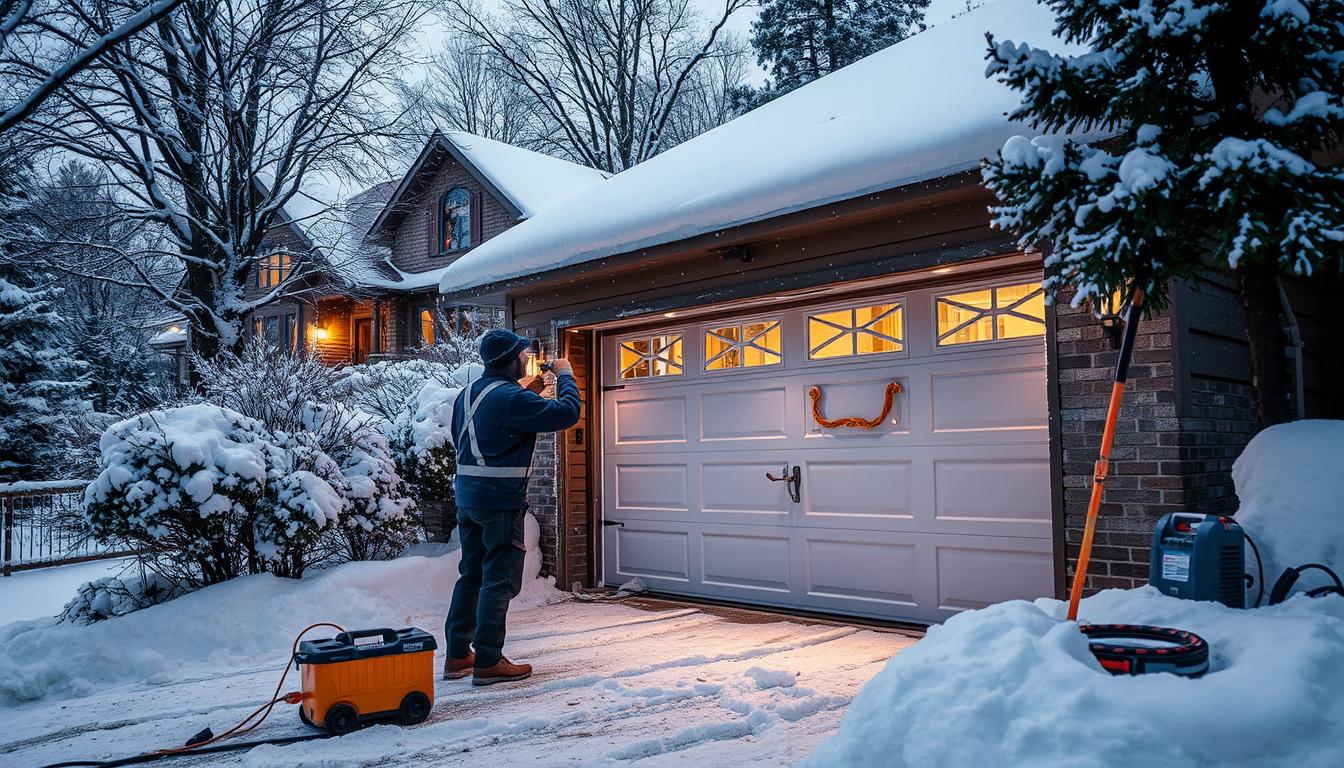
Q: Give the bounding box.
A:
[560,330,595,587]
[388,156,517,276]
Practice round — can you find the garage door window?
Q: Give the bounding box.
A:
[704,320,781,371]
[619,334,683,379]
[808,302,904,359]
[936,281,1045,346]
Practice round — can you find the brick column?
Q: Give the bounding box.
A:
[1055,292,1179,591]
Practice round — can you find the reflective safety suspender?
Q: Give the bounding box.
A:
[455,380,531,478]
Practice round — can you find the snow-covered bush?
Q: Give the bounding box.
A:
[84,404,283,586]
[193,341,420,567]
[58,570,186,625]
[194,337,340,436]
[339,342,484,542]
[303,403,417,561]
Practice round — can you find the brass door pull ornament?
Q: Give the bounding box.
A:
[808,381,902,429]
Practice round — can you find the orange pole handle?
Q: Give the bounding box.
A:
[1066,282,1147,622]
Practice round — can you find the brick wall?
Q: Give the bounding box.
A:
[527,430,561,580]
[388,153,516,276]
[1056,289,1263,594]
[1056,293,1181,592]
[1177,377,1258,514]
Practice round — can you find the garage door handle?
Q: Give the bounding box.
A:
[603,520,624,527]
[765,466,802,504]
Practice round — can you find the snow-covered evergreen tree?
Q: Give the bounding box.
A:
[982,0,1344,426]
[0,144,88,482]
[738,0,929,109]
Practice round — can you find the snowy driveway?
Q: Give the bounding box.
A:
[5,597,916,767]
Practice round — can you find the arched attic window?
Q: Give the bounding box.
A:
[439,186,474,252]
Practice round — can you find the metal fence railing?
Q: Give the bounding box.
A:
[1,480,132,576]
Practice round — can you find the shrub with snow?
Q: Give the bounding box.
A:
[304,403,417,561]
[58,570,186,625]
[193,341,422,569]
[84,404,282,586]
[343,351,484,541]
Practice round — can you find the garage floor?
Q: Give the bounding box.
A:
[5,597,918,767]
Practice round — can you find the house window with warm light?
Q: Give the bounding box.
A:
[257,251,292,289]
[936,280,1045,346]
[704,319,781,370]
[808,302,904,359]
[439,187,473,252]
[417,306,436,346]
[618,334,683,379]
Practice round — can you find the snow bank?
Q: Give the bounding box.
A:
[0,514,561,704]
[1232,420,1344,582]
[806,588,1344,767]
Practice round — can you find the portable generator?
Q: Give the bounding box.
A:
[295,627,438,735]
[1149,513,1245,608]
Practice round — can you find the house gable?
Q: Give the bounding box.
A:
[385,148,516,276]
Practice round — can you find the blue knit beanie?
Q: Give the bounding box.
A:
[480,328,530,371]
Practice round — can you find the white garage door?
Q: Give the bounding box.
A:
[600,274,1055,623]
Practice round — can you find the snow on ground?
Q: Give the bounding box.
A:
[809,419,1344,767]
[0,557,134,625]
[807,588,1344,768]
[1232,419,1344,582]
[1,517,913,766]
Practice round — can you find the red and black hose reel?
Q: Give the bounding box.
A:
[1079,623,1210,678]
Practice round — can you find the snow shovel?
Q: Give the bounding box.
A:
[1067,280,1147,621]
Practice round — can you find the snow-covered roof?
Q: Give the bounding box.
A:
[437,0,1074,296]
[442,131,610,219]
[369,131,609,240]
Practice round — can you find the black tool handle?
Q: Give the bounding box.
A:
[336,628,399,647]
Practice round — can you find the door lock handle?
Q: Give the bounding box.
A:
[765,465,802,504]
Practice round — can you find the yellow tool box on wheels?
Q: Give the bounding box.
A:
[295,627,437,735]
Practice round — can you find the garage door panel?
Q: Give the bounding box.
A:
[700,387,789,441]
[935,541,1054,612]
[602,274,1055,624]
[611,395,689,446]
[803,459,913,521]
[701,532,791,592]
[612,463,689,513]
[931,367,1048,432]
[934,459,1052,525]
[701,461,793,515]
[612,526,691,582]
[803,533,918,607]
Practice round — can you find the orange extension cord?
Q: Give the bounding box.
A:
[131,622,345,761]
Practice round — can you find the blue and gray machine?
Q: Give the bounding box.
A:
[1149,512,1246,608]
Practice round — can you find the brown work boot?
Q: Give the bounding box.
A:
[472,657,532,687]
[442,652,475,680]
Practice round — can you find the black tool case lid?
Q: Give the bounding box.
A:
[296,627,438,665]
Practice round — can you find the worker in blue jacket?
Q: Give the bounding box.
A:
[443,328,581,686]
